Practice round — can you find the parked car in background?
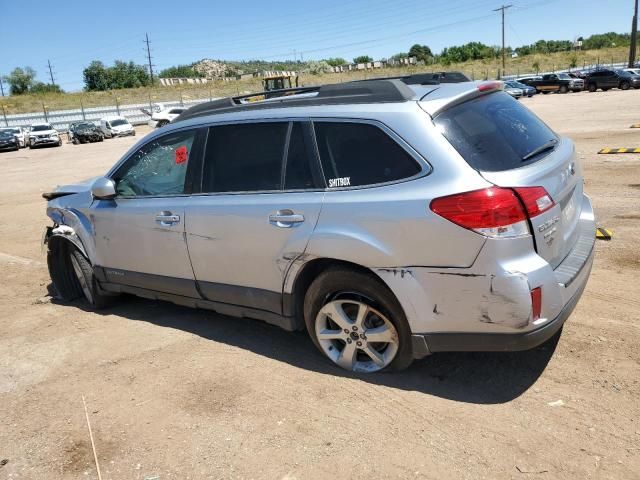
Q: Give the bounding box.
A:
[28,123,62,148]
[519,73,583,93]
[0,127,26,148]
[585,69,634,91]
[622,68,640,76]
[69,121,104,144]
[0,130,20,151]
[505,80,536,97]
[615,69,640,89]
[44,78,595,373]
[504,84,523,99]
[99,116,135,138]
[149,106,187,128]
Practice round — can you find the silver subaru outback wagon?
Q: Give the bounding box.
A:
[44,77,595,373]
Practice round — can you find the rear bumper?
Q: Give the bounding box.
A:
[376,194,596,358]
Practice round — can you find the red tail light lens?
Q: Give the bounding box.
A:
[530,287,542,321]
[513,186,555,217]
[477,81,503,92]
[430,187,529,238]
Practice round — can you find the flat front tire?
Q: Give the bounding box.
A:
[68,248,114,309]
[304,267,413,373]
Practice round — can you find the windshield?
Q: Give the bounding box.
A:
[32,125,53,132]
[434,92,557,172]
[0,131,14,139]
[1,128,20,134]
[76,122,95,129]
[616,70,632,77]
[110,119,128,127]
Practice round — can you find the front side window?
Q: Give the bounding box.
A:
[113,129,195,197]
[202,122,288,193]
[314,122,421,188]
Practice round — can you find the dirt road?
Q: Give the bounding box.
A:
[1,90,639,479]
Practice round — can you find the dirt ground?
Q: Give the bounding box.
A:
[0,90,639,480]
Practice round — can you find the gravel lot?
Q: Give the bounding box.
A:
[1,90,639,479]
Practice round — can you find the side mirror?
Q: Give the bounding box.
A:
[91,177,116,200]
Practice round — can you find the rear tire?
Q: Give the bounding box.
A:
[620,81,630,90]
[559,85,568,94]
[588,83,597,92]
[304,267,413,372]
[156,120,169,128]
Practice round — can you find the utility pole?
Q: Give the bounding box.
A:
[0,76,5,96]
[145,33,155,84]
[493,4,513,73]
[629,0,639,67]
[47,60,55,85]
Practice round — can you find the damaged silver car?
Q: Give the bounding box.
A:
[43,77,595,372]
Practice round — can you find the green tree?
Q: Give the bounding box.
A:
[159,64,203,78]
[569,55,578,69]
[408,44,433,62]
[83,61,110,91]
[324,57,347,67]
[83,60,150,91]
[390,53,408,61]
[353,55,373,64]
[532,61,540,74]
[30,82,64,94]
[3,67,36,95]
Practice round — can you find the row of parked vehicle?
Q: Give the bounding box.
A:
[0,116,136,152]
[504,68,640,98]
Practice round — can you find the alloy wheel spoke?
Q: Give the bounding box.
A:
[362,345,386,367]
[317,328,346,341]
[354,303,369,329]
[322,301,352,330]
[336,341,358,370]
[364,325,394,344]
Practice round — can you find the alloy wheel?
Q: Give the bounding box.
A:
[315,298,399,372]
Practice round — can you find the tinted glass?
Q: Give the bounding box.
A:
[434,92,557,172]
[314,122,421,188]
[114,129,195,196]
[284,123,316,190]
[203,122,287,193]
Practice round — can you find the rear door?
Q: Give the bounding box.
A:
[185,120,324,315]
[433,92,583,268]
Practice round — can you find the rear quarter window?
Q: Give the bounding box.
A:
[314,122,421,188]
[433,92,557,172]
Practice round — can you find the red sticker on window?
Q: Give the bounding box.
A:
[175,145,188,164]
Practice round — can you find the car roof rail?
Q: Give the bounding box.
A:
[352,71,471,85]
[174,79,416,122]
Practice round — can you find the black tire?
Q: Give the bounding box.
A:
[57,139,62,147]
[559,84,568,94]
[72,138,79,145]
[588,83,597,92]
[620,81,630,90]
[602,87,610,91]
[67,248,114,309]
[98,136,104,142]
[304,267,413,372]
[156,120,169,128]
[541,91,550,94]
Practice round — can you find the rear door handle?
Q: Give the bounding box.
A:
[155,211,180,226]
[269,209,304,228]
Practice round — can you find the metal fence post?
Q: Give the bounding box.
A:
[80,97,86,120]
[1,104,8,126]
[43,103,49,122]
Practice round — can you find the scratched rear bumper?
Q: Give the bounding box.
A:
[375,194,595,356]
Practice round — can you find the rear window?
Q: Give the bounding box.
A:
[433,92,557,172]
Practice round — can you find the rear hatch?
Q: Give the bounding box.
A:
[431,91,582,268]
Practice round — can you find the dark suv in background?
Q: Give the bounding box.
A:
[585,69,638,91]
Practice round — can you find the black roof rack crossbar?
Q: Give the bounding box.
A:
[174,79,416,123]
[351,71,471,85]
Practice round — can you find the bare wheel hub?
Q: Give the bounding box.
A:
[315,298,399,373]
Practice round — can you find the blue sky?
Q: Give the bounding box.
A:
[0,0,635,92]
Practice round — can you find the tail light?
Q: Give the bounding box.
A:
[430,186,555,238]
[477,81,504,92]
[530,287,542,321]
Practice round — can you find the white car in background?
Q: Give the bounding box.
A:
[28,123,62,148]
[148,106,187,128]
[0,127,26,148]
[99,116,135,138]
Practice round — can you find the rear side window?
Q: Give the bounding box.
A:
[314,122,421,188]
[284,123,318,190]
[203,122,288,193]
[433,92,557,172]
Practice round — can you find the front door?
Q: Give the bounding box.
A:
[185,121,325,314]
[92,127,203,297]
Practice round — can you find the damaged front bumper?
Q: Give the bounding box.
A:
[376,194,596,358]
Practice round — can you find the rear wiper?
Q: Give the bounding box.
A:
[522,138,558,161]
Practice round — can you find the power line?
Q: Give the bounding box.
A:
[145,33,155,84]
[493,4,513,73]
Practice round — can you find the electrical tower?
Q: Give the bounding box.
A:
[47,60,55,85]
[145,33,155,84]
[630,0,638,67]
[493,4,513,73]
